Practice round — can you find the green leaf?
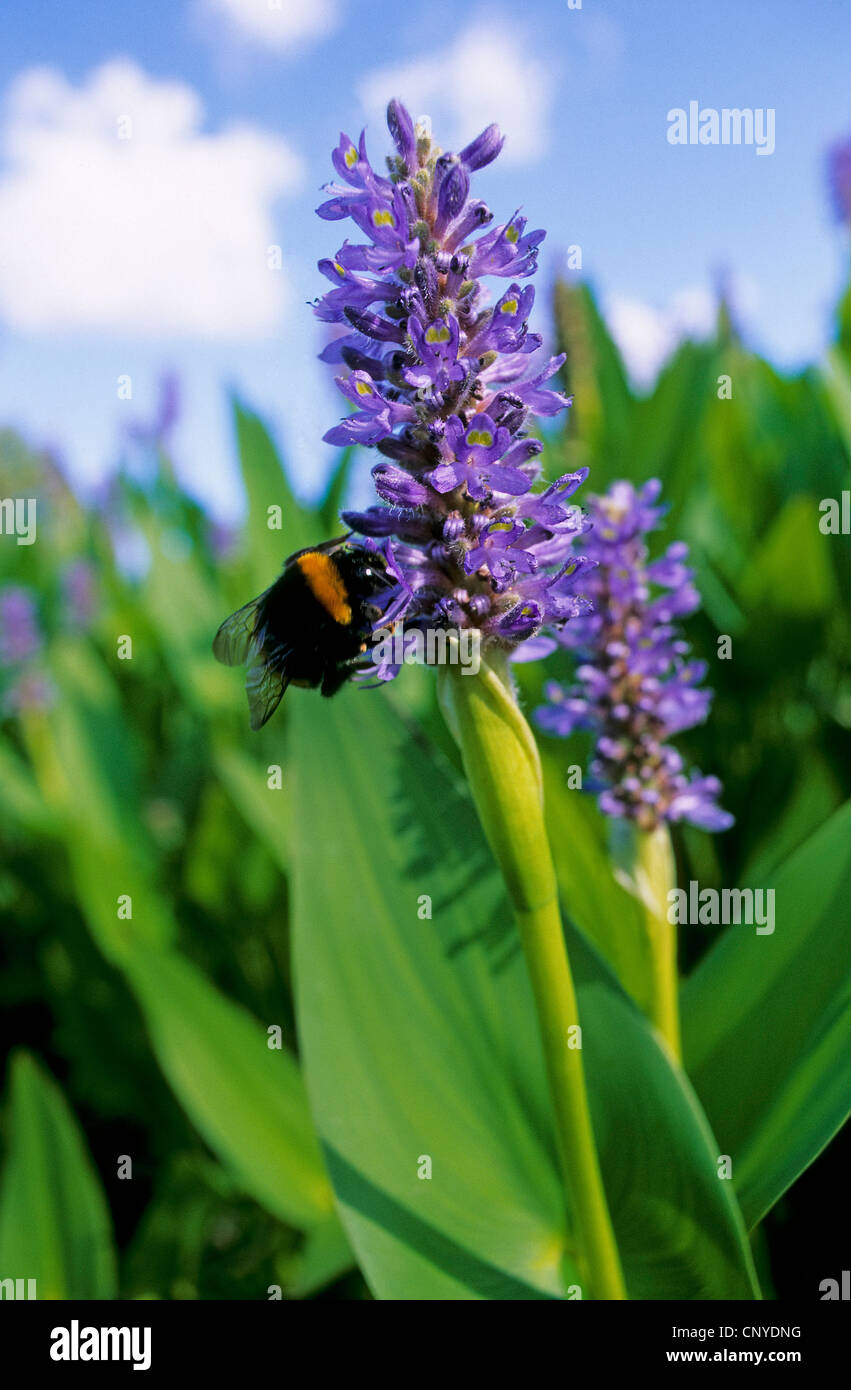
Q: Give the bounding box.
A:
[289,686,758,1299]
[542,748,652,1014]
[0,739,56,835]
[0,1052,117,1299]
[741,753,842,884]
[122,945,335,1232]
[739,495,836,616]
[822,347,851,460]
[319,446,356,535]
[279,1209,354,1298]
[683,800,851,1228]
[232,396,313,587]
[553,281,635,472]
[137,510,235,716]
[27,640,331,1236]
[212,742,291,874]
[26,640,176,959]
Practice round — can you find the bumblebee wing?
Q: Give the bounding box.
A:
[213,594,267,667]
[245,661,289,731]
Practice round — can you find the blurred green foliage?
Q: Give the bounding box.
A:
[0,276,849,1299]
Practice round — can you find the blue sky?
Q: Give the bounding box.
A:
[0,0,848,517]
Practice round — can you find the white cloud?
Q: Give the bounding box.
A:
[201,0,338,52]
[0,60,304,339]
[358,21,555,167]
[605,277,760,389]
[604,288,718,390]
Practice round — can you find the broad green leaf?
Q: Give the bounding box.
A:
[553,281,634,472]
[137,511,235,715]
[683,800,851,1228]
[822,347,851,460]
[564,924,759,1301]
[739,495,835,617]
[0,1052,117,1299]
[741,753,841,884]
[0,739,56,835]
[289,686,758,1299]
[279,1210,355,1298]
[631,340,721,499]
[24,642,331,1237]
[213,741,290,874]
[319,446,356,535]
[122,945,335,1232]
[232,396,313,588]
[24,640,176,958]
[542,747,652,1014]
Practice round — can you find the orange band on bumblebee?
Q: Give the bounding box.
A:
[296,551,352,625]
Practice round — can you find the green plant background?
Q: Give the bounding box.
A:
[1,278,849,1300]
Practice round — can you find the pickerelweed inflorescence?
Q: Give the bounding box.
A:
[535,479,733,833]
[314,99,594,678]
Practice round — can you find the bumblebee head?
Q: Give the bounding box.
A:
[339,545,394,593]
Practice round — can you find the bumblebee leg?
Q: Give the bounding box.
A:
[319,664,352,698]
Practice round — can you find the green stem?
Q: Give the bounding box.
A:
[438,654,626,1300]
[610,821,681,1061]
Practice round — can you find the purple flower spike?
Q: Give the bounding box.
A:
[314,101,590,676]
[534,480,733,834]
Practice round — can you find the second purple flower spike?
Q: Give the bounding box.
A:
[536,479,733,833]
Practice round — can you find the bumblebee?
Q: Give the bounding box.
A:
[213,539,395,729]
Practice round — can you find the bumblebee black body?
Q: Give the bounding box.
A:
[213,539,393,729]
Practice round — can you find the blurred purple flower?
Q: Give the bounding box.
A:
[207,518,238,561]
[126,370,181,447]
[0,587,42,666]
[828,138,851,224]
[3,670,55,716]
[535,480,732,833]
[62,560,97,631]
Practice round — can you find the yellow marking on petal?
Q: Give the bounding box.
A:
[490,521,513,533]
[297,552,352,625]
[425,324,451,344]
[355,380,374,396]
[467,429,494,447]
[506,223,520,243]
[373,209,396,227]
[345,145,358,168]
[333,262,345,276]
[500,298,518,315]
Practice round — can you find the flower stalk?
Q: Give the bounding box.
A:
[438,656,626,1300]
[610,819,681,1060]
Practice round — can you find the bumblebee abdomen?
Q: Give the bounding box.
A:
[295,551,352,625]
